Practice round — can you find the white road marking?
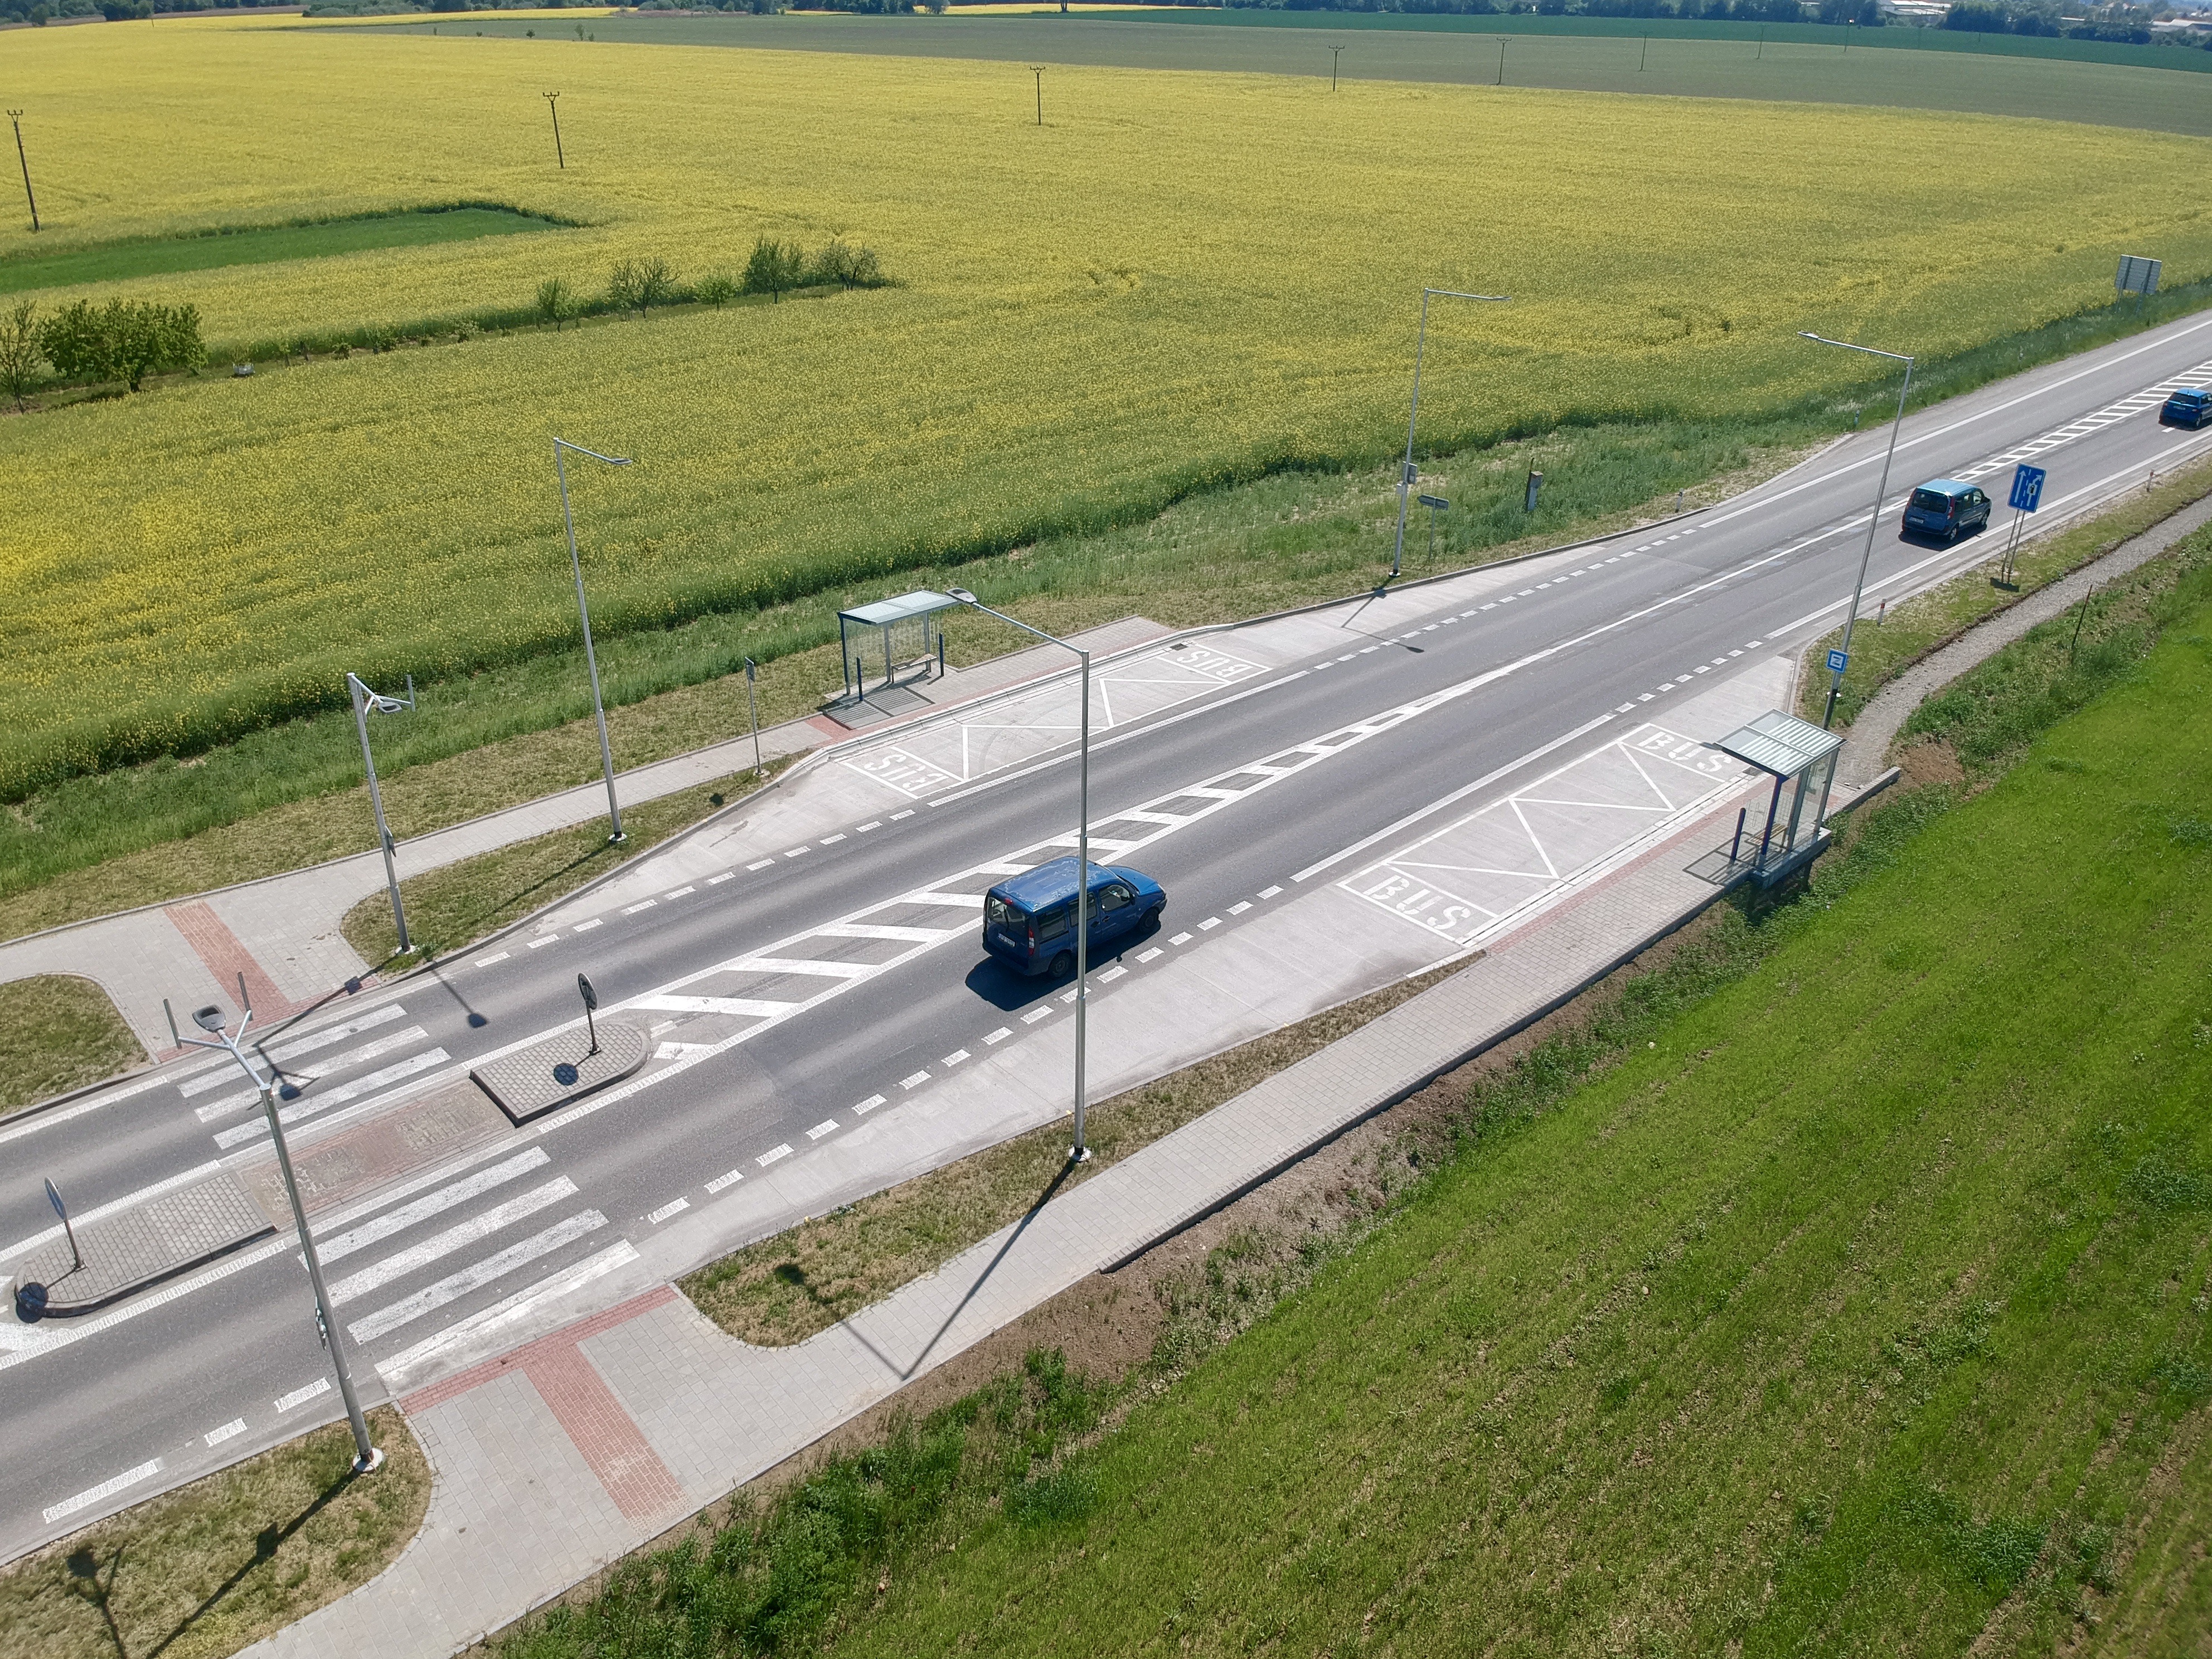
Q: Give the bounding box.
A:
[1169,932,1192,944]
[1259,885,1283,898]
[1137,947,1163,962]
[630,995,795,1018]
[318,1149,551,1264]
[529,935,559,948]
[180,1005,407,1095]
[574,919,602,933]
[906,891,986,908]
[1021,1008,1053,1024]
[1199,918,1221,930]
[475,952,510,967]
[806,1119,840,1140]
[709,872,735,885]
[197,1026,432,1122]
[853,1093,887,1113]
[348,1211,607,1344]
[785,847,809,858]
[1229,901,1251,915]
[655,1041,719,1060]
[748,859,774,871]
[328,1178,579,1304]
[857,821,882,832]
[705,1170,744,1194]
[900,1070,930,1089]
[213,1048,450,1148]
[758,1144,792,1166]
[623,901,656,915]
[372,1241,638,1385]
[203,1419,246,1448]
[891,809,915,819]
[648,1198,690,1224]
[44,1460,160,1525]
[822,833,846,845]
[1098,966,1127,982]
[942,1049,972,1067]
[663,885,696,899]
[983,1027,1013,1045]
[275,1378,331,1413]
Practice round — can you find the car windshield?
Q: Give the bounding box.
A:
[1910,488,1956,513]
[2177,391,2207,406]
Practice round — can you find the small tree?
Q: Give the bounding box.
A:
[37,300,118,385]
[36,299,203,392]
[536,276,576,331]
[693,271,739,308]
[0,299,45,411]
[636,257,677,316]
[812,238,884,290]
[605,259,644,318]
[743,236,807,304]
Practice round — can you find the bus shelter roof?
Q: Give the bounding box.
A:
[1710,709,1842,779]
[838,590,960,628]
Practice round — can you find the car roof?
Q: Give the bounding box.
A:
[1915,479,1975,496]
[989,856,1140,909]
[2172,387,2208,400]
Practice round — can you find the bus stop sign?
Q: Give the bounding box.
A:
[2009,464,2046,515]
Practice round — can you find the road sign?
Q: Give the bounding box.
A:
[2117,255,2161,297]
[1826,648,1849,675]
[2008,464,2045,514]
[1417,494,1448,511]
[44,1179,65,1221]
[576,973,598,1011]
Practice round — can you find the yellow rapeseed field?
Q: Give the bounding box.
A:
[2,17,2208,793]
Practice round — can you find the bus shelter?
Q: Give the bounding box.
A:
[835,590,957,714]
[1695,709,1842,887]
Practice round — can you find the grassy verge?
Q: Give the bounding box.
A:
[0,974,145,1114]
[340,756,792,966]
[681,958,1466,1347]
[0,411,1812,942]
[1803,454,2212,728]
[0,1407,429,1659]
[494,493,2212,1655]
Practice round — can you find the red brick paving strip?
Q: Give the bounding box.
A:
[402,1285,686,1521]
[164,900,303,1020]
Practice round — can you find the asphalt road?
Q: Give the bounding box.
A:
[4,307,2212,1560]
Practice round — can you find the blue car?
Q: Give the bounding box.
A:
[982,857,1165,977]
[2161,386,2211,429]
[1901,479,1991,544]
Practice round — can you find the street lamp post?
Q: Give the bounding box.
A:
[347,672,416,955]
[1798,332,1915,730]
[163,994,382,1474]
[946,588,1094,1163]
[1390,287,1509,581]
[552,437,634,843]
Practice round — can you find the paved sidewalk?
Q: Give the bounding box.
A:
[0,617,1169,1065]
[1837,489,2212,787]
[248,763,1778,1659]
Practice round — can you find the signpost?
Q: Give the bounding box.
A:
[2116,255,2161,298]
[743,656,763,779]
[1417,493,1448,562]
[1994,463,2045,590]
[45,1178,80,1273]
[1524,470,1543,514]
[577,973,600,1056]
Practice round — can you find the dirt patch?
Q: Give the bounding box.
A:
[1896,739,1966,791]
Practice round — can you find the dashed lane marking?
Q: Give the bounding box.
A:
[43,1460,161,1525]
[204,1419,245,1448]
[758,1144,792,1167]
[806,1120,840,1141]
[705,1170,744,1194]
[475,952,510,967]
[900,1070,930,1089]
[276,1378,331,1414]
[853,1094,887,1114]
[1021,1008,1053,1024]
[648,1198,690,1225]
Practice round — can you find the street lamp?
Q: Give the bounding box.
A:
[552,437,634,843]
[1799,332,1915,730]
[347,672,415,955]
[945,587,1095,1164]
[1390,287,1509,581]
[163,993,382,1475]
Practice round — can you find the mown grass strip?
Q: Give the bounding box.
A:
[0,1407,429,1659]
[680,958,1466,1347]
[0,973,145,1114]
[339,756,792,967]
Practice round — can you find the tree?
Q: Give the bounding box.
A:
[36,298,204,391]
[743,236,807,304]
[536,276,576,331]
[0,299,44,410]
[693,271,739,307]
[38,300,117,384]
[812,238,884,290]
[605,259,644,318]
[636,257,677,316]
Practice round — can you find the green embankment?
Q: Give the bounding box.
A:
[0,207,565,298]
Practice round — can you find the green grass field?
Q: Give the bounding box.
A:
[816,571,2212,1652]
[401,10,2212,137]
[0,207,564,298]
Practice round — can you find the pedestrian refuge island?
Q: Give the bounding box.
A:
[826,589,958,728]
[1688,709,1843,889]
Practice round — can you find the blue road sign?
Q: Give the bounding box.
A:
[2009,464,2046,515]
[1826,648,1849,675]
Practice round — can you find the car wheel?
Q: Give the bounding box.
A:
[1143,905,1163,932]
[1049,950,1074,978]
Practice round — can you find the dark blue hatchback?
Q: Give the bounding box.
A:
[2162,387,2211,429]
[982,857,1166,977]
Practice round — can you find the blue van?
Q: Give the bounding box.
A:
[1901,479,1991,544]
[982,857,1166,977]
[2161,387,2211,429]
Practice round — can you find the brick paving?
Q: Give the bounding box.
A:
[163,900,307,1021]
[10,1172,272,1314]
[470,1022,648,1123]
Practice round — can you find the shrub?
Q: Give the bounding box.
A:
[693,271,740,307]
[743,236,807,303]
[35,298,205,391]
[812,237,885,290]
[605,259,644,317]
[534,276,576,331]
[0,299,45,410]
[636,256,678,314]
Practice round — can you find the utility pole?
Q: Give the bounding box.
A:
[1391,288,1510,581]
[1031,65,1045,126]
[743,656,763,779]
[1497,37,1510,85]
[543,90,564,169]
[551,438,634,843]
[7,111,36,233]
[1330,43,1343,90]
